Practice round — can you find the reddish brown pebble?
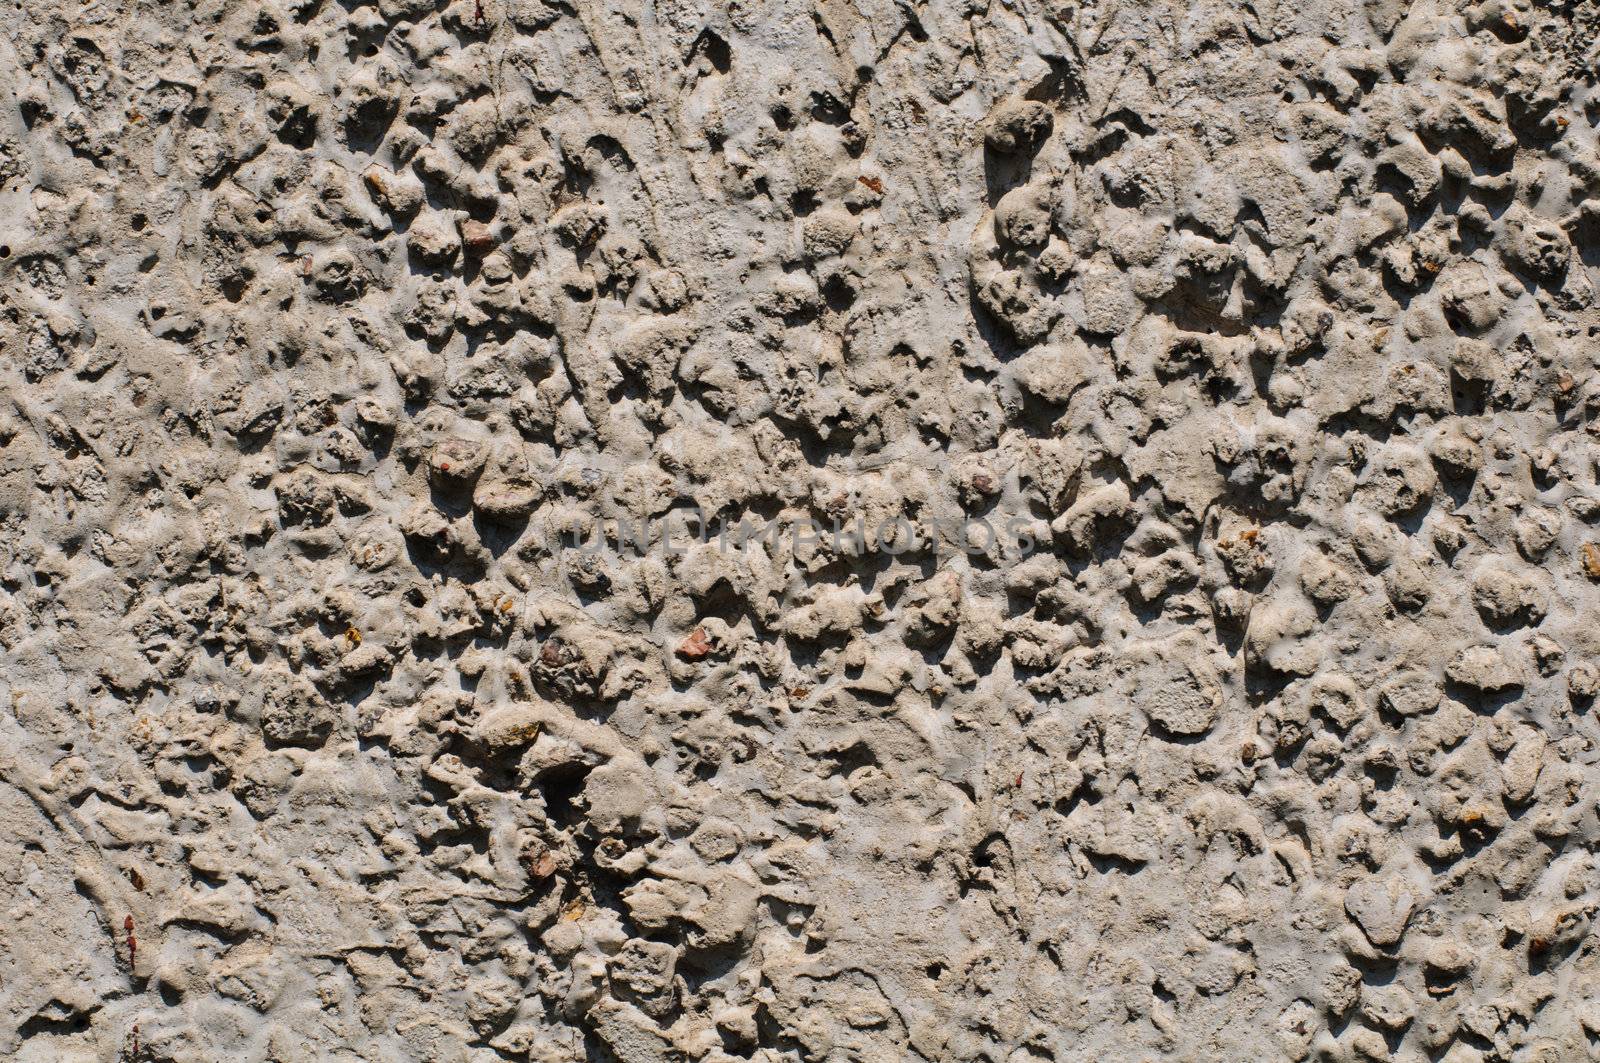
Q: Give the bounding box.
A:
[462,221,495,255]
[677,627,712,660]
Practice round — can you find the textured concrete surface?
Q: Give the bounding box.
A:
[3,0,1600,1060]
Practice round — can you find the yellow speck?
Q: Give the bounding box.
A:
[1583,544,1600,582]
[345,627,362,646]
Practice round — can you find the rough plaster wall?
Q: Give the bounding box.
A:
[3,0,1600,1060]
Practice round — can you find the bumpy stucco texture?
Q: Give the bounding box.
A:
[4,0,1600,1060]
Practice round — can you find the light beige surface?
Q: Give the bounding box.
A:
[3,0,1600,1060]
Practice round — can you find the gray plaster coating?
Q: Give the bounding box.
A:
[1,0,1600,1060]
